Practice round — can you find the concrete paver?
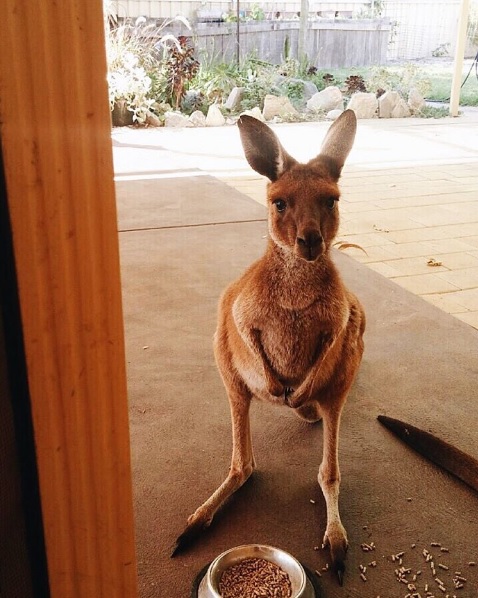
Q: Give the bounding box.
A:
[114,110,478,598]
[112,108,478,329]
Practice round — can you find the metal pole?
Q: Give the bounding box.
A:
[449,0,470,116]
[236,0,240,65]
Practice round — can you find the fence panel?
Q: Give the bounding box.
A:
[384,0,461,60]
[109,0,478,61]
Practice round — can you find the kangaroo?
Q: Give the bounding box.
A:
[172,110,365,583]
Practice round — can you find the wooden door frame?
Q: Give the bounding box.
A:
[0,1,138,596]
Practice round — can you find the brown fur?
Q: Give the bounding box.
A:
[173,110,365,581]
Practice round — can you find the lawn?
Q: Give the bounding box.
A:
[424,59,478,105]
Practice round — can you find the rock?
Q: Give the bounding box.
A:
[326,109,344,120]
[224,87,244,111]
[347,92,378,119]
[306,86,343,112]
[206,104,226,126]
[164,111,191,127]
[262,95,299,120]
[301,80,319,100]
[240,107,266,122]
[378,91,411,118]
[145,111,162,127]
[391,97,411,118]
[408,88,426,111]
[189,110,206,127]
[378,90,401,118]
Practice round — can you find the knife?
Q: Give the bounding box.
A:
[377,415,478,494]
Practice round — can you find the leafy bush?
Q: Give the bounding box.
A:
[105,9,189,123]
[159,36,199,110]
[240,65,281,111]
[344,74,367,93]
[191,58,242,104]
[366,63,431,98]
[415,105,450,118]
[280,80,305,107]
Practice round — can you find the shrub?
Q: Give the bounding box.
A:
[104,8,189,123]
[159,36,199,110]
[366,64,431,98]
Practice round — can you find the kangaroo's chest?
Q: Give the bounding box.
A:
[259,306,325,382]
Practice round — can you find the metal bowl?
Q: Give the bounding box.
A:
[203,544,308,598]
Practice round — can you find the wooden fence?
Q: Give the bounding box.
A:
[110,0,478,61]
[165,19,391,67]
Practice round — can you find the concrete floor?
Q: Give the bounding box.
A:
[113,112,478,597]
[113,108,478,330]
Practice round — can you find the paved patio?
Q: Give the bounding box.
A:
[113,109,478,330]
[112,113,478,597]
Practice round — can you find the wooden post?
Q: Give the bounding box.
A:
[298,0,310,60]
[0,1,138,596]
[450,0,471,116]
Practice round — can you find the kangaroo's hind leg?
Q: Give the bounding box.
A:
[318,395,349,582]
[172,378,254,555]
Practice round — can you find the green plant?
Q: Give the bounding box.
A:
[432,43,450,57]
[357,0,385,18]
[344,74,367,93]
[278,55,312,79]
[283,36,291,61]
[160,36,199,110]
[180,90,207,115]
[191,57,242,103]
[104,10,189,123]
[309,70,342,92]
[107,52,155,123]
[365,64,431,98]
[224,4,265,22]
[282,80,305,107]
[240,65,280,111]
[415,105,450,118]
[248,4,265,21]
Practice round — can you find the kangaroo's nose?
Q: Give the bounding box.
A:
[297,231,323,249]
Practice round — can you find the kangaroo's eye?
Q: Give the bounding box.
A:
[325,197,337,210]
[273,199,287,213]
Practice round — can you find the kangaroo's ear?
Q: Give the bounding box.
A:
[237,115,298,181]
[314,109,357,180]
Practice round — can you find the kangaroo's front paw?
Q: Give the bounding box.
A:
[267,379,285,397]
[322,522,348,585]
[284,388,308,409]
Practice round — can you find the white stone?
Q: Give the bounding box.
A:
[306,86,343,112]
[391,97,411,118]
[206,104,226,126]
[346,92,378,119]
[378,90,401,118]
[145,111,162,127]
[164,111,191,128]
[188,110,206,127]
[262,95,299,120]
[240,107,266,122]
[326,109,344,120]
[408,88,426,111]
[224,87,244,111]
